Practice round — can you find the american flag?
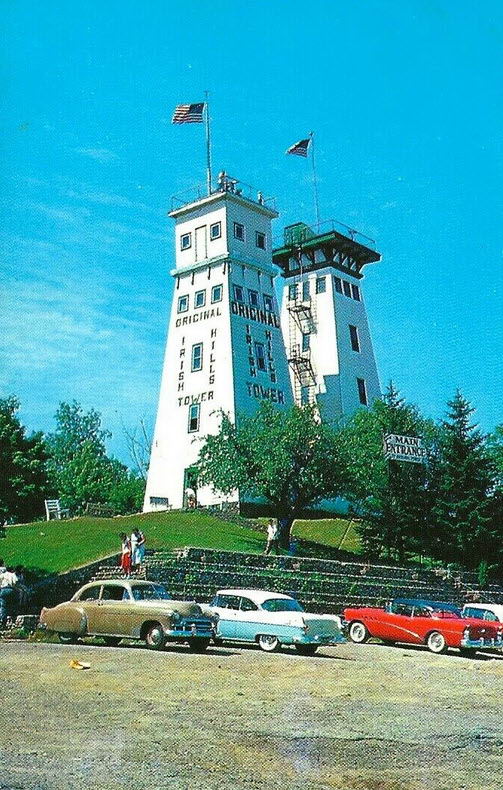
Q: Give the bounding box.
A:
[171,102,205,124]
[286,137,311,157]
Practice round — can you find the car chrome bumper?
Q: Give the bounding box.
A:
[461,637,503,649]
[165,624,215,640]
[292,633,346,646]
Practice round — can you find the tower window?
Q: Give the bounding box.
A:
[188,403,200,433]
[234,222,245,241]
[302,333,310,352]
[211,284,223,303]
[248,289,259,307]
[255,342,266,371]
[334,277,343,294]
[210,222,221,240]
[343,280,352,297]
[233,285,244,303]
[194,290,206,309]
[316,277,326,294]
[288,284,298,301]
[302,280,310,300]
[177,295,189,313]
[263,294,273,312]
[191,343,203,372]
[255,231,266,249]
[180,233,191,251]
[351,283,361,301]
[349,325,360,352]
[357,378,368,405]
[300,386,310,406]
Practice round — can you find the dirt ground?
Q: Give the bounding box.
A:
[1,639,502,790]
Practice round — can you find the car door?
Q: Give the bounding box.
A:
[211,595,240,639]
[94,584,131,636]
[232,596,261,642]
[375,603,421,643]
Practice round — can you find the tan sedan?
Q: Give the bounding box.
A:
[40,579,217,651]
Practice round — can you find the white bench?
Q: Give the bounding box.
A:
[44,499,69,520]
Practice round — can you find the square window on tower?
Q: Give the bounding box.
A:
[255,342,266,371]
[210,222,221,241]
[234,222,245,241]
[263,294,273,312]
[177,295,189,313]
[288,284,298,301]
[255,231,266,249]
[248,289,259,307]
[194,290,206,309]
[357,377,368,405]
[334,277,343,294]
[233,285,244,303]
[188,403,200,433]
[191,343,203,372]
[351,283,361,301]
[343,280,352,298]
[180,233,192,251]
[349,325,360,352]
[211,284,223,303]
[302,280,310,300]
[302,333,310,352]
[316,277,326,294]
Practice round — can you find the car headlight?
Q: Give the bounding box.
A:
[170,612,181,624]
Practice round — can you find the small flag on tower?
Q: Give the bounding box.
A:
[286,137,311,157]
[172,103,205,124]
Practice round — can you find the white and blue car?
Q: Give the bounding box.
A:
[209,588,345,655]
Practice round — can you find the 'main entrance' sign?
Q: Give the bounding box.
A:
[384,434,427,463]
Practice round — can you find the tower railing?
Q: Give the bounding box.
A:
[170,177,277,213]
[273,219,377,251]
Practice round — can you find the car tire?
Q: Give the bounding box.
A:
[188,638,211,652]
[349,621,370,644]
[144,623,166,651]
[102,636,121,647]
[258,634,281,653]
[295,644,318,656]
[58,632,79,644]
[426,631,447,654]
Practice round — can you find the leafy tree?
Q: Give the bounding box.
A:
[338,383,436,561]
[46,402,144,515]
[0,396,50,523]
[430,391,495,569]
[197,402,344,547]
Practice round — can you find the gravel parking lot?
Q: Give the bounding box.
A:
[1,639,503,790]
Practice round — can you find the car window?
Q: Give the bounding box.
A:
[101,586,128,601]
[78,586,101,601]
[239,597,258,612]
[390,603,413,616]
[480,610,498,622]
[131,584,171,601]
[464,607,484,620]
[213,595,240,610]
[261,598,304,613]
[412,606,431,617]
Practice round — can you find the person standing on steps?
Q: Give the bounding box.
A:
[264,519,279,555]
[131,527,146,570]
[119,533,132,577]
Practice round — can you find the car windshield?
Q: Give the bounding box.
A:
[131,584,171,601]
[261,598,304,613]
[431,609,462,619]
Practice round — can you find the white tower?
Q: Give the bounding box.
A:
[144,176,293,512]
[274,222,381,423]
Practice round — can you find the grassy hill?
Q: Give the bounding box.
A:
[0,510,360,575]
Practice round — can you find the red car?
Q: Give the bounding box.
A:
[344,598,503,656]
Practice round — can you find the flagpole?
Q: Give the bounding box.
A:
[204,91,212,196]
[310,131,320,230]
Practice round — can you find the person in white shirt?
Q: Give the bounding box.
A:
[264,520,279,555]
[0,566,18,627]
[130,528,146,569]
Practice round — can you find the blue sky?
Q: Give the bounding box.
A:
[2,0,502,465]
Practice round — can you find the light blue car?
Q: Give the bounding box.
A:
[209,588,345,655]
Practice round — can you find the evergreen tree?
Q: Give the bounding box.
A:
[0,396,50,523]
[430,391,495,568]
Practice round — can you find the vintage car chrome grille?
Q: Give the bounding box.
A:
[179,618,213,635]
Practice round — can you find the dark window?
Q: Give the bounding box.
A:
[177,295,189,313]
[101,586,128,601]
[316,277,326,294]
[300,385,310,406]
[334,277,343,294]
[213,594,240,610]
[302,333,310,352]
[248,289,259,307]
[351,283,361,301]
[357,377,368,405]
[240,597,259,612]
[194,290,206,308]
[188,403,200,432]
[234,222,245,241]
[255,342,266,371]
[349,325,360,352]
[343,280,352,297]
[302,280,310,300]
[180,233,191,250]
[210,222,221,240]
[78,586,101,601]
[288,284,298,300]
[191,343,203,372]
[255,231,266,249]
[233,285,244,303]
[211,284,223,303]
[263,294,273,312]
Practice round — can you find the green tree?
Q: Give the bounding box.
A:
[46,402,144,515]
[338,383,435,561]
[0,396,50,523]
[430,391,495,568]
[197,402,344,547]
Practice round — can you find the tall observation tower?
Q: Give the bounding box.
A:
[143,175,293,512]
[273,221,381,423]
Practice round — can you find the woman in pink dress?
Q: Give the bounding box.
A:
[119,533,132,577]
